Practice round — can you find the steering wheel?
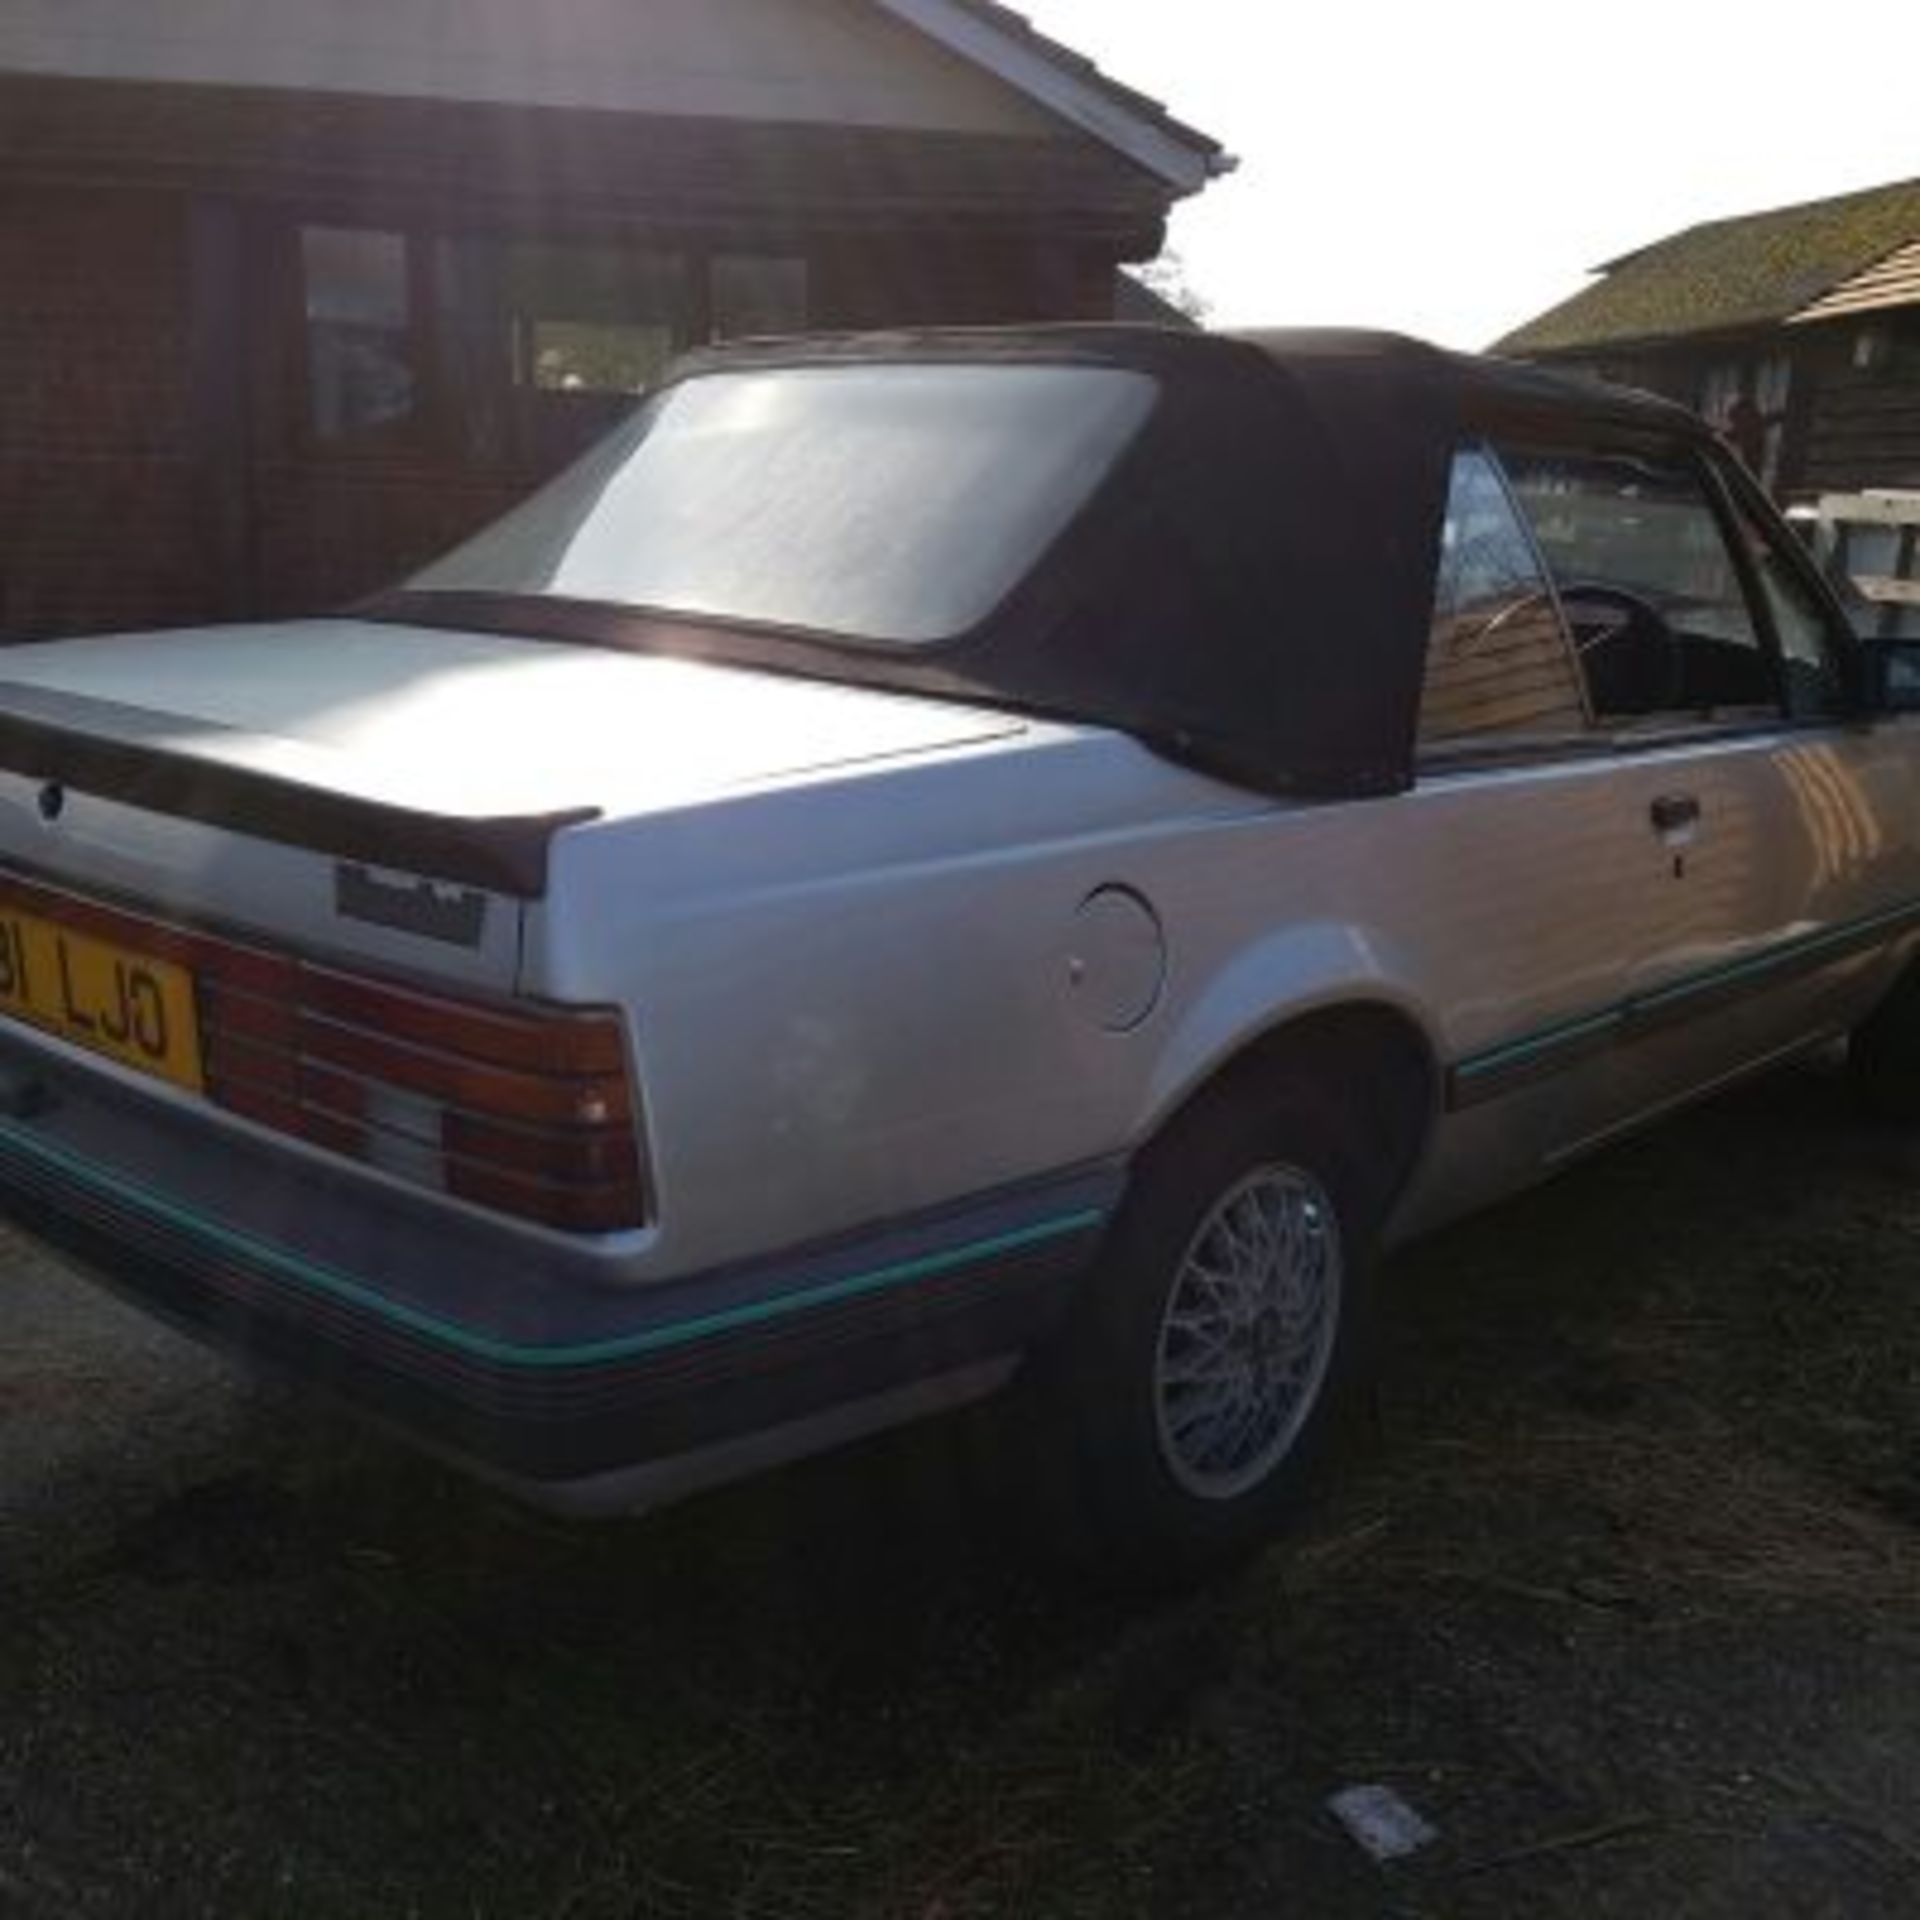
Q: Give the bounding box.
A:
[1557,583,1681,716]
[1440,583,1563,663]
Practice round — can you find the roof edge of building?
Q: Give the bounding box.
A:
[870,0,1232,192]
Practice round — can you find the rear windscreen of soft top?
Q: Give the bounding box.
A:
[407,362,1158,645]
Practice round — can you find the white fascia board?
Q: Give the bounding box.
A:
[870,0,1227,193]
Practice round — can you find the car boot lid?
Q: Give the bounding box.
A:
[0,619,1025,895]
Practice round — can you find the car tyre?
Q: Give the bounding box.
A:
[1024,1077,1379,1587]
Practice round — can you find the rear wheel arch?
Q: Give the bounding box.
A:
[1145,1002,1440,1225]
[1025,1004,1438,1583]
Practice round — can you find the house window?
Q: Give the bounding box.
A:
[1754,353,1792,414]
[710,255,809,341]
[522,320,668,395]
[302,228,419,441]
[1854,327,1891,372]
[502,245,687,395]
[1699,361,1742,427]
[292,227,817,468]
[1697,353,1792,490]
[1753,352,1791,490]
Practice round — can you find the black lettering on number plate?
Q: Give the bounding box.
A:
[98,963,132,1044]
[56,942,93,1032]
[127,968,168,1059]
[0,921,26,1000]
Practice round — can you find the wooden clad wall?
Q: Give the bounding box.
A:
[0,188,209,636]
[1801,315,1920,494]
[0,71,1149,636]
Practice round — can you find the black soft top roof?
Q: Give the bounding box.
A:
[380,326,1716,800]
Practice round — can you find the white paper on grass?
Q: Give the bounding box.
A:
[1326,1784,1438,1862]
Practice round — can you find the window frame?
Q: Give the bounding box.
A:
[1415,440,1595,761]
[1417,427,1861,780]
[269,212,817,473]
[291,221,444,464]
[1692,441,1862,712]
[1498,438,1783,730]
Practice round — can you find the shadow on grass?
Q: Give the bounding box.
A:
[9,1057,1920,1918]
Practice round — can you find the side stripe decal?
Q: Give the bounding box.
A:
[0,1119,1106,1371]
[1449,894,1920,1109]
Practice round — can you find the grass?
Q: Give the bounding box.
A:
[6,1056,1920,1917]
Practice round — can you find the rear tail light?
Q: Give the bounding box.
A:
[0,873,648,1233]
[206,964,647,1232]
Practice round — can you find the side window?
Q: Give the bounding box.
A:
[1499,449,1775,722]
[1720,481,1848,718]
[1418,447,1590,746]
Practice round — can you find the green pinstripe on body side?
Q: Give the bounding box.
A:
[1631,895,1920,1013]
[17,895,1920,1347]
[0,1119,1107,1370]
[1453,892,1920,1096]
[1452,1006,1622,1085]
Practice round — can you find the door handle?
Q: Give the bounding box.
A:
[1649,793,1701,834]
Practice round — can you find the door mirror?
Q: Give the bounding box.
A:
[1860,637,1920,713]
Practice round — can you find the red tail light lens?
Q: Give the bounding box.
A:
[0,873,648,1233]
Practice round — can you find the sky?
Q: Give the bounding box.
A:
[1018,0,1920,350]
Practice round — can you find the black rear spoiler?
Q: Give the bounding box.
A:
[0,684,595,897]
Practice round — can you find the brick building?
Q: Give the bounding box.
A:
[0,0,1226,637]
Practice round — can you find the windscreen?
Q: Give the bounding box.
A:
[408,363,1158,645]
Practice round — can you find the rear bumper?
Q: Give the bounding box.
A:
[0,1041,1117,1501]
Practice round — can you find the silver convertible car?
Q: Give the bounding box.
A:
[4,327,1919,1579]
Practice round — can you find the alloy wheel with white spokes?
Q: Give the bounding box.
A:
[1151,1162,1344,1502]
[1025,1081,1378,1586]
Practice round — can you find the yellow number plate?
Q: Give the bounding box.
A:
[0,910,205,1092]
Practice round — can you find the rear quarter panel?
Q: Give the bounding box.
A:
[525,725,1731,1280]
